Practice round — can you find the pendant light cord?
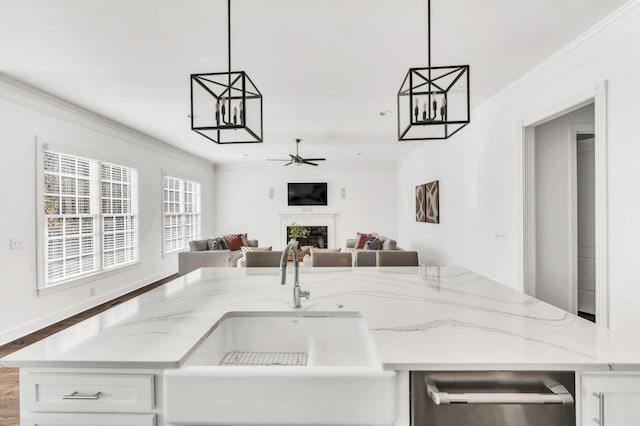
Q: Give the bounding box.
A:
[427,0,431,70]
[227,0,231,121]
[427,0,432,114]
[228,0,231,74]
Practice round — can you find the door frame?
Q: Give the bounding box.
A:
[517,80,609,328]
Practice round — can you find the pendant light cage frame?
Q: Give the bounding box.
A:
[397,65,470,140]
[190,71,263,144]
[397,0,470,141]
[190,0,263,144]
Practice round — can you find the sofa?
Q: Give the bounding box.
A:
[178,235,259,275]
[301,247,343,267]
[345,233,402,267]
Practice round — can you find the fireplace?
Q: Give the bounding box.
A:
[279,213,336,248]
[286,226,328,249]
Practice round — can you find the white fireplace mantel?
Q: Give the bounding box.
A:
[279,213,337,248]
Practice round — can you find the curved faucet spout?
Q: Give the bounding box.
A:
[280,244,309,308]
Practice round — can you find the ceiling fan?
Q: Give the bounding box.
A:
[267,139,326,166]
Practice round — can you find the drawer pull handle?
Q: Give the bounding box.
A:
[425,380,574,405]
[593,392,605,425]
[62,391,102,400]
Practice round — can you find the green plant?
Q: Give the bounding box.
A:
[288,223,310,240]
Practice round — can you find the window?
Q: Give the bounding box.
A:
[41,148,138,288]
[163,175,201,253]
[101,163,138,268]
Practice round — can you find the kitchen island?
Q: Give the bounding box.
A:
[3,266,640,425]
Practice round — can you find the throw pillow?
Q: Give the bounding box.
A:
[382,238,397,250]
[364,239,384,250]
[224,234,243,251]
[219,237,229,250]
[355,232,374,249]
[208,238,228,250]
[240,233,249,247]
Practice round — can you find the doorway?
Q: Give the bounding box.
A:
[520,82,608,327]
[576,133,596,321]
[532,104,594,317]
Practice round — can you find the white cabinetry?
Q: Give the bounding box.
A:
[22,413,155,426]
[20,368,158,426]
[580,372,640,426]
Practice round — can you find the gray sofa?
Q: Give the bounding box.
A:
[178,237,259,275]
[345,233,402,267]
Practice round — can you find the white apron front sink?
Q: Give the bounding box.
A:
[164,311,397,425]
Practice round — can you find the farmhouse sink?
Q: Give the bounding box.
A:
[164,311,397,425]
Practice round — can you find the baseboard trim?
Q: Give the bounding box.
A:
[0,270,177,346]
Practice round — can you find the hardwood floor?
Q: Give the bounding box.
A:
[0,274,177,426]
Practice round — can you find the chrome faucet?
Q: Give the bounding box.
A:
[280,244,310,308]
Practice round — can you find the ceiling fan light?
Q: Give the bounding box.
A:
[269,138,326,167]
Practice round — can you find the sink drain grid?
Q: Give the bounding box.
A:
[220,351,308,366]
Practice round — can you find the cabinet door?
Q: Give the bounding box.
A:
[581,374,640,426]
[22,413,155,426]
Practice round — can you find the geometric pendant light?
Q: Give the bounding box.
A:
[397,0,470,140]
[190,0,263,144]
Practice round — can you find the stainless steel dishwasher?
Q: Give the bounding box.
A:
[411,371,576,426]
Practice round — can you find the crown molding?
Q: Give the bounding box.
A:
[0,72,214,169]
[474,0,640,122]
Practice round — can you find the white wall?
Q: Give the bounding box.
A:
[0,76,215,346]
[214,164,398,249]
[398,1,640,334]
[534,104,594,313]
[397,114,520,281]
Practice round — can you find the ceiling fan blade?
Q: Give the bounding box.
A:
[267,138,328,166]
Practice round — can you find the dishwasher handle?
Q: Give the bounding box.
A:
[425,380,574,405]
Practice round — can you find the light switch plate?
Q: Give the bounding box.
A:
[494,232,507,242]
[10,238,24,250]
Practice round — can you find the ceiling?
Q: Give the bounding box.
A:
[0,0,629,165]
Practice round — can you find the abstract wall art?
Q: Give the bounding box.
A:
[424,180,439,224]
[415,184,426,222]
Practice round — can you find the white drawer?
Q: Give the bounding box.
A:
[21,372,155,413]
[22,413,155,426]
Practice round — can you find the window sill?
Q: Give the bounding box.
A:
[37,261,143,296]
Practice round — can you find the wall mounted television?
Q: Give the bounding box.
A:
[288,182,328,206]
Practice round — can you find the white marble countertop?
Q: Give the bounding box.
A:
[3,266,640,370]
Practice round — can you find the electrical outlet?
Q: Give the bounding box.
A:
[89,288,96,297]
[494,232,508,242]
[10,238,24,250]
